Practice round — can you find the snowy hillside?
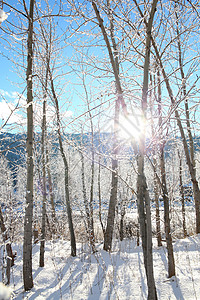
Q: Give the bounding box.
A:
[3,235,199,300]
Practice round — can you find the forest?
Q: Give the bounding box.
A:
[0,0,200,299]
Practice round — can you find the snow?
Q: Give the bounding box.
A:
[2,235,200,299]
[0,10,8,24]
[0,283,12,300]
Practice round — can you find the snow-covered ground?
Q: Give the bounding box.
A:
[2,234,199,300]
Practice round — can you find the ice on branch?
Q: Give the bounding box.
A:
[0,10,8,25]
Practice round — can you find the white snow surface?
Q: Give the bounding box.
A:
[0,10,8,24]
[0,282,12,300]
[2,235,200,299]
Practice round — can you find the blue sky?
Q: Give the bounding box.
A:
[0,1,199,137]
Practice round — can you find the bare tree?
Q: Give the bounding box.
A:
[177,149,187,238]
[135,0,158,298]
[39,68,48,267]
[92,0,128,252]
[49,68,76,257]
[0,203,15,285]
[23,0,35,291]
[149,73,162,247]
[157,66,175,278]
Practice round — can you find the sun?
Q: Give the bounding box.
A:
[118,112,146,141]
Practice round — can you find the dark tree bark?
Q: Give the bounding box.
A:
[98,156,105,236]
[39,76,48,267]
[150,20,200,235]
[178,150,187,238]
[46,145,56,230]
[0,205,15,285]
[134,0,158,298]
[134,0,200,235]
[92,1,127,252]
[150,74,162,247]
[160,145,176,277]
[156,65,176,278]
[23,0,35,291]
[49,70,76,257]
[80,150,95,252]
[82,76,96,252]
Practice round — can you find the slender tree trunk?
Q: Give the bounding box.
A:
[154,171,162,247]
[136,1,158,298]
[80,150,94,249]
[119,190,126,242]
[152,24,200,235]
[82,76,96,251]
[39,86,47,267]
[134,0,200,234]
[178,150,187,238]
[150,73,162,247]
[160,145,176,277]
[36,0,56,232]
[50,70,76,257]
[0,205,15,284]
[89,138,95,250]
[98,156,105,236]
[103,99,120,251]
[46,146,56,228]
[92,1,127,251]
[175,14,195,238]
[175,11,196,176]
[23,0,35,291]
[156,65,175,277]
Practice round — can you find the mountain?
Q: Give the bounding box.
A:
[1,131,200,173]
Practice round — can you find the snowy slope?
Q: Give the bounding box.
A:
[2,235,199,300]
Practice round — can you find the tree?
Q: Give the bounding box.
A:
[146,2,200,234]
[134,0,158,298]
[177,149,187,238]
[23,0,35,291]
[157,65,175,278]
[0,157,15,285]
[49,67,76,257]
[92,0,128,252]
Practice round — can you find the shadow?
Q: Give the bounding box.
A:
[33,267,43,279]
[157,246,168,273]
[48,253,96,300]
[137,252,147,299]
[171,277,185,300]
[155,247,185,300]
[88,251,108,300]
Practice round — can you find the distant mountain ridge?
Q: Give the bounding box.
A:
[1,132,200,171]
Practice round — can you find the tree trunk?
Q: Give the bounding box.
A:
[160,146,176,277]
[92,1,127,252]
[80,150,95,251]
[46,146,56,232]
[151,24,200,234]
[134,0,200,234]
[98,156,105,236]
[178,150,187,238]
[103,108,119,251]
[39,83,47,267]
[0,205,15,285]
[50,70,76,257]
[150,73,162,247]
[135,0,158,298]
[23,0,35,291]
[154,172,162,247]
[82,75,96,251]
[156,64,175,277]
